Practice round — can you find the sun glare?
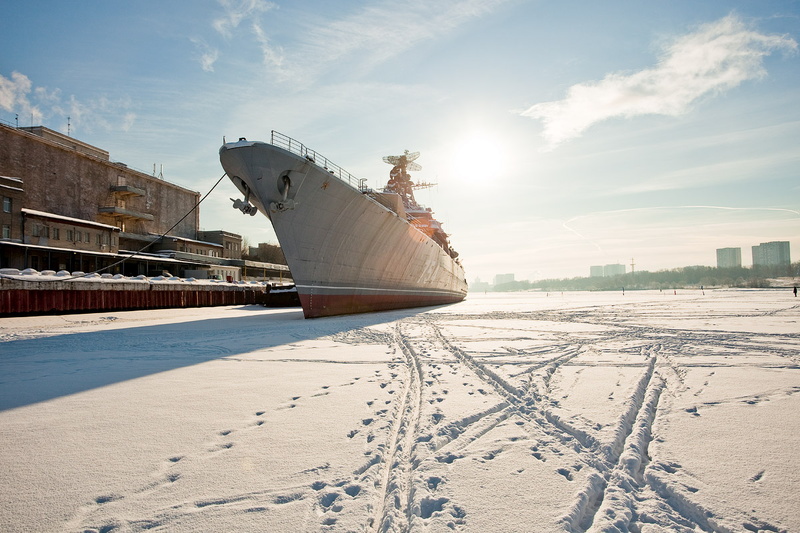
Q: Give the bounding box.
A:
[450,132,506,182]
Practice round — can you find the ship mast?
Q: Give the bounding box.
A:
[382,150,421,206]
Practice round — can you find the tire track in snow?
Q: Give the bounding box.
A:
[369,321,424,532]
[429,313,729,532]
[559,348,663,532]
[426,316,608,472]
[561,342,737,533]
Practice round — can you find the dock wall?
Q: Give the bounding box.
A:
[0,277,297,315]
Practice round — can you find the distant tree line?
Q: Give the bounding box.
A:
[491,263,800,292]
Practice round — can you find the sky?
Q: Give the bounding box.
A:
[1,0,799,282]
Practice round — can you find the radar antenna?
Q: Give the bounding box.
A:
[383,150,421,204]
[383,150,422,172]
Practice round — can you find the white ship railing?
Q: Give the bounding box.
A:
[270,131,365,190]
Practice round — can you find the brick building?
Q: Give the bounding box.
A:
[0,123,275,279]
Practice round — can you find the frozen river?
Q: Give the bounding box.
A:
[1,290,798,532]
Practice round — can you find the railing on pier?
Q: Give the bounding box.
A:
[270,130,366,190]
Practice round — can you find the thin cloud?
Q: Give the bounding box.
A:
[212,0,276,39]
[191,38,220,72]
[0,70,135,133]
[303,0,508,70]
[0,71,43,124]
[251,21,284,70]
[203,0,281,72]
[521,14,798,149]
[206,0,509,84]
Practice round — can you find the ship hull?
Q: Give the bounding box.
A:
[220,139,467,318]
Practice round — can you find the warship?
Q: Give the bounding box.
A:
[219,131,467,318]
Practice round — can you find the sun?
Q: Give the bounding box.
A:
[450,132,506,183]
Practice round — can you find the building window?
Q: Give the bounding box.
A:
[32,225,40,237]
[52,228,60,240]
[96,234,101,246]
[42,226,49,238]
[2,225,10,239]
[2,197,10,213]
[66,229,74,241]
[85,232,90,243]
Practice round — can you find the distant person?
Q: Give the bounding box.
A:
[794,286,797,297]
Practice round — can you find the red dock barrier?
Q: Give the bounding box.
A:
[0,276,278,316]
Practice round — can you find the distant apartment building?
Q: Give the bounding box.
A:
[493,273,515,286]
[590,264,626,277]
[469,277,491,292]
[716,247,742,268]
[751,241,791,267]
[604,264,626,277]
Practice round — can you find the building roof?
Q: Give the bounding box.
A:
[21,208,121,231]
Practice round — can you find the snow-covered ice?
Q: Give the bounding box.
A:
[0,289,798,532]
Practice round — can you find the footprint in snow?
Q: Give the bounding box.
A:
[319,492,339,508]
[660,462,680,474]
[482,449,500,461]
[427,476,442,490]
[557,468,573,481]
[419,497,449,519]
[344,484,361,497]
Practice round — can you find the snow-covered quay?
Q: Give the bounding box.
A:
[1,290,798,532]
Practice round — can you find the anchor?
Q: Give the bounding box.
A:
[231,188,257,216]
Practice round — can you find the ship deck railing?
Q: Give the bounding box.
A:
[270,131,366,191]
